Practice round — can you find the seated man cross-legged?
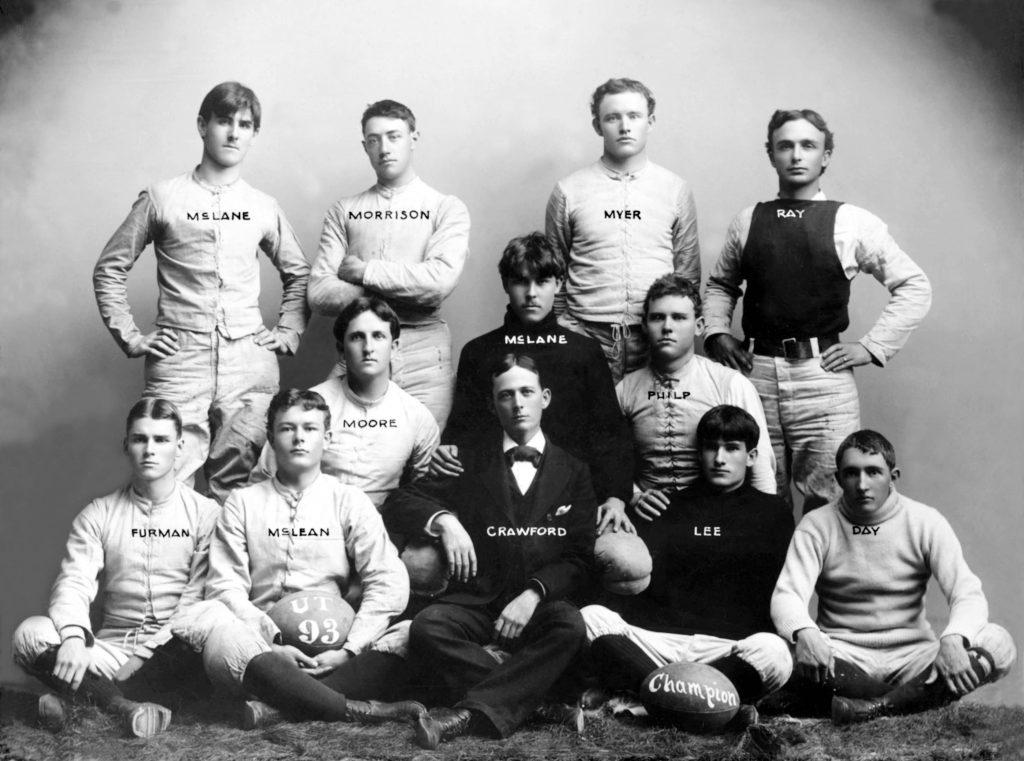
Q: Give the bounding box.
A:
[173,388,422,728]
[384,353,597,749]
[771,430,1016,723]
[12,399,219,737]
[581,405,794,729]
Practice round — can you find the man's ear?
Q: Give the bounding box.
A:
[122,437,129,455]
[410,130,420,148]
[324,429,333,444]
[176,435,184,455]
[647,113,656,130]
[890,466,900,484]
[197,115,208,138]
[592,117,602,136]
[540,387,552,409]
[695,315,706,336]
[745,447,757,467]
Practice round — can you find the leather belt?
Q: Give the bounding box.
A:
[748,336,838,360]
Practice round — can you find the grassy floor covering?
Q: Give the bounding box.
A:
[2,688,1023,761]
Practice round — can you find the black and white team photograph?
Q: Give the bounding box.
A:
[0,1,1021,759]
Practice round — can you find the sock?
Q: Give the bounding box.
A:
[589,635,658,693]
[707,654,765,704]
[31,647,133,713]
[831,658,891,699]
[879,647,997,714]
[319,650,416,702]
[241,651,348,721]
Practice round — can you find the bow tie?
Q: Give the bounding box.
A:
[505,445,542,467]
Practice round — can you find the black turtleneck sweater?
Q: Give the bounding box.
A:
[443,308,632,502]
[614,480,794,640]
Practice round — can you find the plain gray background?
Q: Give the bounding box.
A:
[1,0,1021,705]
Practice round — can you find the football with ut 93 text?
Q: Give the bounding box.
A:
[639,661,740,733]
[267,591,355,656]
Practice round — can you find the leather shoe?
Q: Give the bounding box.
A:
[243,699,283,730]
[831,695,885,725]
[346,698,427,724]
[415,707,473,749]
[124,702,172,738]
[727,704,759,730]
[579,687,610,711]
[37,693,68,731]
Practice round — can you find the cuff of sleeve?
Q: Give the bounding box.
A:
[702,326,732,340]
[59,625,94,648]
[425,510,453,537]
[780,617,820,644]
[123,332,146,357]
[858,337,888,367]
[527,578,547,600]
[362,259,382,289]
[274,326,302,355]
[940,623,982,644]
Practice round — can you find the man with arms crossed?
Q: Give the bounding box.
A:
[183,389,419,726]
[704,109,931,511]
[93,81,310,503]
[582,405,793,727]
[618,274,775,526]
[308,99,470,427]
[771,430,1015,723]
[546,77,700,382]
[12,399,219,737]
[384,354,596,749]
[433,232,633,533]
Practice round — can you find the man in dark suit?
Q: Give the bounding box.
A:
[383,353,596,749]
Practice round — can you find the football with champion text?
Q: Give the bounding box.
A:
[268,591,355,656]
[640,661,740,733]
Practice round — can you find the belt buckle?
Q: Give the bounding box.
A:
[781,337,800,360]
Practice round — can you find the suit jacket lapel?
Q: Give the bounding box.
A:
[478,444,516,524]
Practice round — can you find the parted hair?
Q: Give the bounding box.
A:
[126,398,182,437]
[489,352,545,389]
[642,273,702,319]
[835,429,897,471]
[198,82,261,131]
[267,389,331,433]
[696,405,760,451]
[590,77,656,120]
[333,296,401,346]
[498,232,566,285]
[361,99,416,132]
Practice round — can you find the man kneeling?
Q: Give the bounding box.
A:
[581,406,794,729]
[771,430,1016,723]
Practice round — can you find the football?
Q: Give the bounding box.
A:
[267,591,355,656]
[594,530,653,595]
[639,662,740,733]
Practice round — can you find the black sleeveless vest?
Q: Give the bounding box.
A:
[740,199,849,340]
